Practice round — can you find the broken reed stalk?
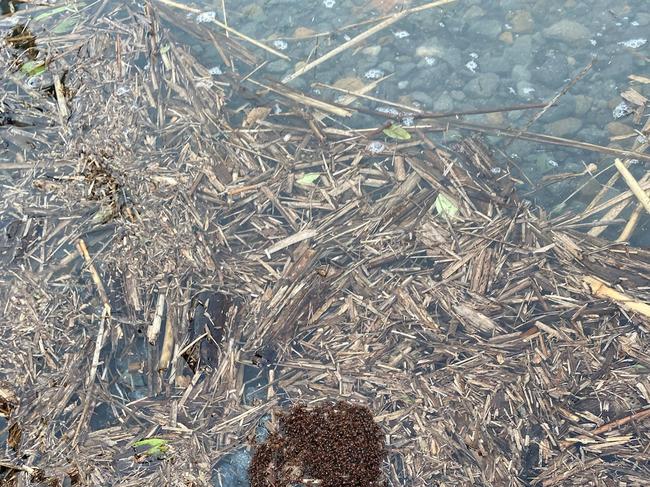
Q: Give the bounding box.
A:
[76,238,111,315]
[248,79,352,117]
[449,121,650,162]
[583,275,650,319]
[616,202,644,242]
[564,179,650,224]
[614,158,650,213]
[585,141,648,211]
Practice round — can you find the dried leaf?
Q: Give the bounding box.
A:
[333,76,365,92]
[243,107,271,128]
[621,89,648,106]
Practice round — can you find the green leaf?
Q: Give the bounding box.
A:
[382,124,411,140]
[133,438,169,457]
[33,2,86,22]
[20,61,47,77]
[297,172,320,185]
[34,6,70,22]
[434,193,459,218]
[52,16,79,34]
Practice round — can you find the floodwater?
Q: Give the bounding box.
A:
[0,0,648,485]
[1,0,649,239]
[181,0,649,239]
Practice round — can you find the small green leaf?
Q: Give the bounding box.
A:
[33,2,86,22]
[20,61,47,77]
[297,172,320,185]
[34,6,70,22]
[133,438,169,458]
[52,16,79,34]
[434,193,459,218]
[382,124,411,140]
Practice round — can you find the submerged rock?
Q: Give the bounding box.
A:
[464,73,500,98]
[544,117,583,137]
[543,20,591,43]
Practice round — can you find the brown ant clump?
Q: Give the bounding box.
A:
[249,401,386,487]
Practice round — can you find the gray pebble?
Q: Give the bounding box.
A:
[503,35,534,66]
[544,117,582,137]
[433,92,454,112]
[266,59,290,73]
[464,73,500,98]
[511,64,531,82]
[411,91,434,107]
[533,53,569,86]
[378,60,395,72]
[543,20,591,43]
[470,18,502,38]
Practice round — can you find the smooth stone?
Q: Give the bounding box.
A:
[462,5,485,19]
[362,45,382,57]
[465,73,500,98]
[512,64,531,82]
[378,61,395,72]
[438,47,462,69]
[412,64,450,91]
[533,53,569,86]
[516,81,537,100]
[546,94,576,120]
[293,26,317,37]
[481,54,513,74]
[470,19,502,38]
[241,4,265,20]
[606,122,633,136]
[574,95,593,116]
[433,92,454,112]
[400,62,417,75]
[503,35,534,66]
[544,117,583,137]
[499,31,514,44]
[415,42,443,58]
[450,90,466,101]
[411,91,434,106]
[286,77,306,90]
[508,10,534,34]
[543,20,591,43]
[266,59,290,73]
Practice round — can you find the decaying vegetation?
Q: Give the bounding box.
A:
[1,1,649,486]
